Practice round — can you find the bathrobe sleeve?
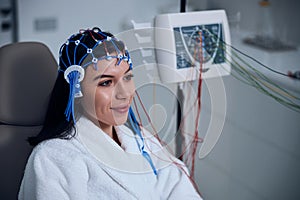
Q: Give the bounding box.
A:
[166,163,202,199]
[18,140,89,200]
[157,157,203,200]
[141,128,203,199]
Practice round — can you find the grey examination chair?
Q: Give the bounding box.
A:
[0,42,57,199]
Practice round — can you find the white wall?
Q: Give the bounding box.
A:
[205,0,300,45]
[17,0,185,59]
[196,75,300,199]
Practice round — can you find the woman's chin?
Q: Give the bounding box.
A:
[113,116,128,126]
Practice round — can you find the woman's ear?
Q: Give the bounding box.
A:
[75,98,81,105]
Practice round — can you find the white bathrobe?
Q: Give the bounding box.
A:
[18,116,202,200]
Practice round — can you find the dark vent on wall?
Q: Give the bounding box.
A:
[34,18,57,31]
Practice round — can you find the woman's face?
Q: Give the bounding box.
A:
[80,58,135,131]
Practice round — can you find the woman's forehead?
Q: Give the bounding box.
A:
[85,60,130,78]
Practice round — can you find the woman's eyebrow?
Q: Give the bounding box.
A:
[93,67,132,81]
[93,74,114,81]
[124,67,131,74]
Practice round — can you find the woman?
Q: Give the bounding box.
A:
[18,27,202,199]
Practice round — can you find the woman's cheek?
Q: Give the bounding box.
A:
[81,90,96,117]
[127,80,135,95]
[95,89,112,113]
[80,83,98,116]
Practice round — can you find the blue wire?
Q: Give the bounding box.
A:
[78,54,89,66]
[60,56,68,69]
[128,107,158,175]
[110,39,121,54]
[126,50,133,70]
[64,71,79,123]
[73,35,85,64]
[66,44,71,66]
[77,42,91,65]
[97,31,108,38]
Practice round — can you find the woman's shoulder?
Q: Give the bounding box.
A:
[20,137,93,198]
[29,137,87,166]
[35,136,81,152]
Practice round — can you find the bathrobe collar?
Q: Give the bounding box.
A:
[76,116,171,174]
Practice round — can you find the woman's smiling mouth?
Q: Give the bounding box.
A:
[111,104,130,114]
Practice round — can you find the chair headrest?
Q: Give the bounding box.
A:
[0,42,57,126]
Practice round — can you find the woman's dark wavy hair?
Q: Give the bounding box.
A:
[28,27,124,146]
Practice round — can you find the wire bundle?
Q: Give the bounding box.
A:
[207,29,300,113]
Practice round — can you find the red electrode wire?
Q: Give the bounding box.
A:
[189,31,204,178]
[177,38,206,162]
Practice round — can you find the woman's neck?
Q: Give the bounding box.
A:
[100,124,113,137]
[82,114,121,145]
[101,124,121,146]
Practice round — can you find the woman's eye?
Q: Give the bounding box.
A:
[124,74,134,81]
[98,80,112,87]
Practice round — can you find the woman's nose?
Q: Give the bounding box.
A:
[115,80,131,100]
